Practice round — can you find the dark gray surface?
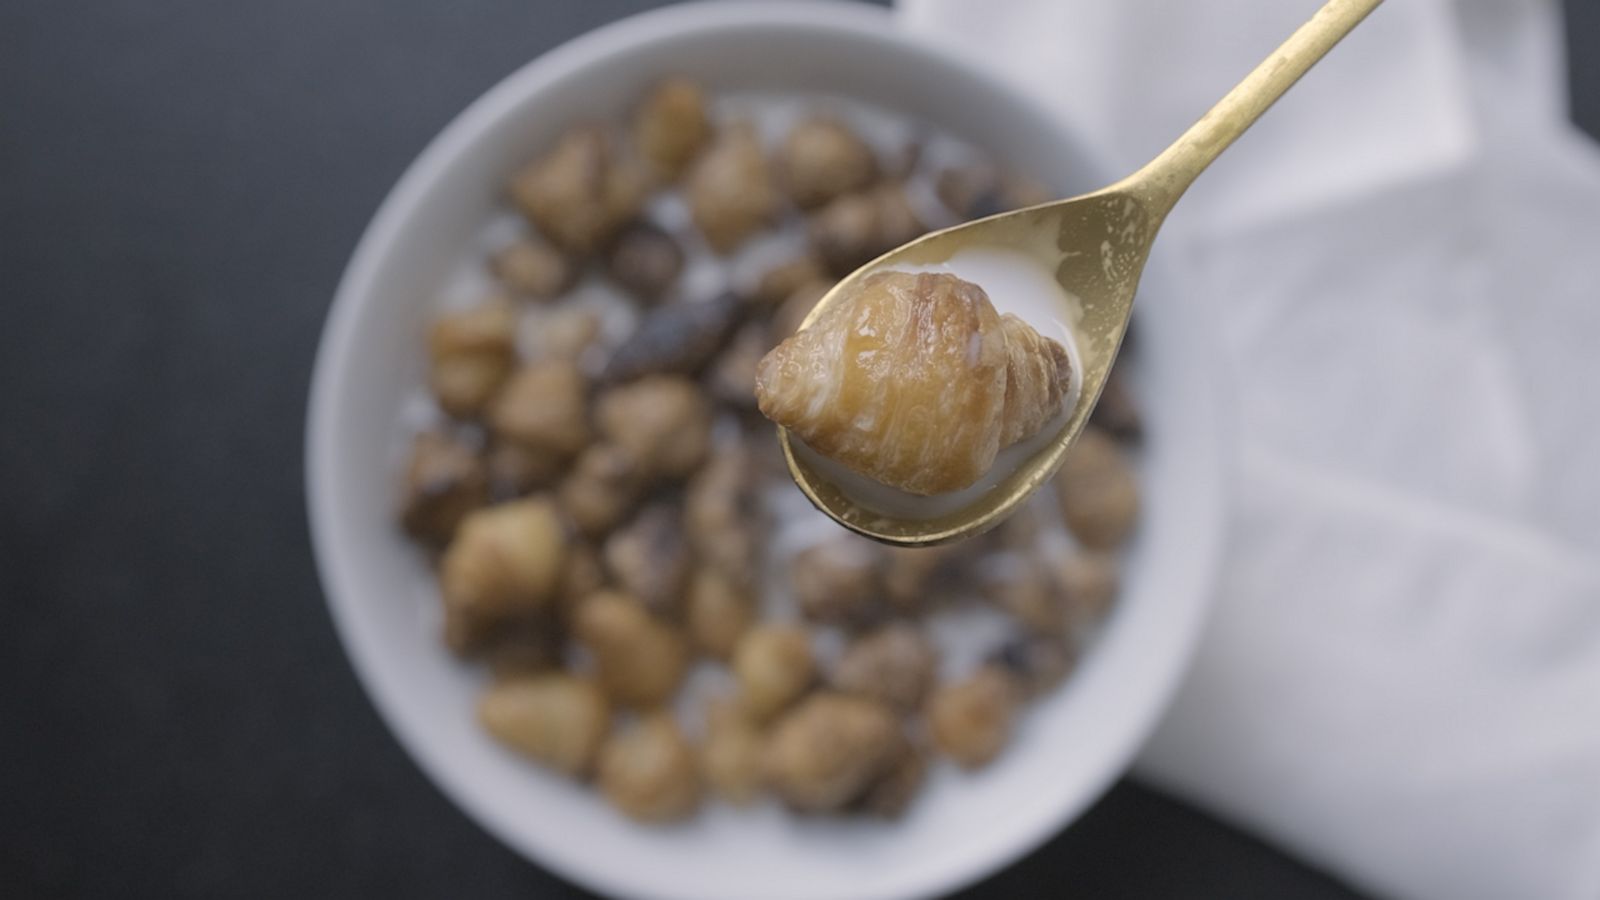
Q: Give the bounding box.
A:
[1,2,1593,898]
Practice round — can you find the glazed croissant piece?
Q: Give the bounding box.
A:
[755,271,1072,496]
[998,313,1072,447]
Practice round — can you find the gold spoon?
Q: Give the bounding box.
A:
[779,0,1384,546]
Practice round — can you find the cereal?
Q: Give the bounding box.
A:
[396,77,1145,823]
[926,666,1020,769]
[686,123,780,253]
[488,360,591,460]
[399,430,489,545]
[510,126,646,256]
[633,77,712,179]
[734,625,815,723]
[598,715,701,822]
[808,183,925,276]
[484,441,564,500]
[764,693,899,813]
[490,237,575,300]
[440,497,566,625]
[606,221,684,301]
[857,732,926,818]
[1055,427,1140,550]
[831,624,938,712]
[603,503,693,617]
[790,537,883,627]
[595,375,712,480]
[428,300,516,419]
[685,567,755,660]
[479,673,609,777]
[775,117,879,210]
[574,590,691,709]
[699,698,765,805]
[559,442,647,538]
[684,445,765,583]
[601,291,744,383]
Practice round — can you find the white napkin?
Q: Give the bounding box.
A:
[898,2,1600,899]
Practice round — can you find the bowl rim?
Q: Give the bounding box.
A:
[306,3,1229,899]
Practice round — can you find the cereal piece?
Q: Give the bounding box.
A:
[598,715,701,822]
[926,666,1020,769]
[442,602,542,659]
[602,291,744,383]
[775,117,879,210]
[756,272,1069,495]
[1054,428,1139,550]
[700,698,765,805]
[743,416,794,483]
[685,567,756,660]
[398,430,489,545]
[489,237,575,300]
[994,501,1047,553]
[480,616,565,679]
[603,503,692,617]
[981,553,1068,635]
[934,164,1001,219]
[509,126,647,256]
[1090,366,1143,444]
[606,221,684,302]
[533,307,602,363]
[831,624,938,711]
[428,300,517,419]
[706,323,767,411]
[808,183,925,276]
[574,590,690,709]
[883,543,966,612]
[558,442,647,538]
[684,444,766,582]
[857,732,926,818]
[791,537,883,626]
[763,693,899,813]
[484,638,562,681]
[998,313,1073,446]
[937,166,1052,218]
[990,635,1076,697]
[733,626,815,722]
[1051,552,1119,630]
[595,375,712,480]
[484,441,565,500]
[751,256,828,310]
[479,673,609,777]
[556,540,606,616]
[633,77,712,179]
[488,360,591,459]
[687,123,781,253]
[440,497,566,625]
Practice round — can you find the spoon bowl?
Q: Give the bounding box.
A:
[780,0,1383,546]
[779,191,1157,544]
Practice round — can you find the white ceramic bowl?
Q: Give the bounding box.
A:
[306,3,1226,899]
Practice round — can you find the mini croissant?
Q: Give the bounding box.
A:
[755,271,1072,495]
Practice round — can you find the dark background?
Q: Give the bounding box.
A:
[2,2,1595,898]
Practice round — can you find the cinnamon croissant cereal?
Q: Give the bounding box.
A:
[754,271,1071,495]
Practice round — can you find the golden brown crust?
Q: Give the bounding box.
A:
[754,271,1070,495]
[998,313,1071,447]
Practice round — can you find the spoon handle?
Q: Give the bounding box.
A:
[1124,0,1384,217]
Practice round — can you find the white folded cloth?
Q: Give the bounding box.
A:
[897,1,1600,898]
